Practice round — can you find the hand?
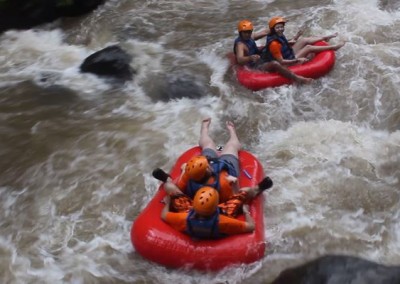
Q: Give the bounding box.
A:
[170,188,185,196]
[295,28,304,39]
[225,175,238,185]
[162,195,171,204]
[181,163,187,172]
[297,57,309,64]
[164,182,185,196]
[242,204,250,215]
[250,54,260,62]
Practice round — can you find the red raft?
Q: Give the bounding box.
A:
[131,146,266,271]
[229,41,336,91]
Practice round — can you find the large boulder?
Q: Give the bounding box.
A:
[0,0,105,33]
[80,45,134,81]
[271,255,400,284]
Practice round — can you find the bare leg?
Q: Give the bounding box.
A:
[264,61,313,84]
[322,32,339,41]
[198,117,217,151]
[221,121,241,158]
[292,32,338,54]
[295,40,346,58]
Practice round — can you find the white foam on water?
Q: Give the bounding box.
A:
[124,39,166,82]
[196,43,231,95]
[0,29,111,93]
[333,0,400,34]
[258,120,400,261]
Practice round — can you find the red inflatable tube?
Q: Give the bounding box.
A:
[229,41,336,91]
[131,146,266,271]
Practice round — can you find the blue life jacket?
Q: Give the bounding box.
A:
[186,209,225,239]
[233,36,260,67]
[261,34,295,61]
[186,158,237,199]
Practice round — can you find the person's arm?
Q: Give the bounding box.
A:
[281,57,309,66]
[161,205,189,232]
[153,163,187,195]
[218,212,255,234]
[152,168,183,195]
[242,204,255,232]
[161,195,171,221]
[224,174,239,192]
[288,28,304,44]
[238,176,274,199]
[270,41,308,66]
[252,28,268,41]
[236,42,260,66]
[164,180,184,195]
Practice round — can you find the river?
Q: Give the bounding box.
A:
[1,0,400,283]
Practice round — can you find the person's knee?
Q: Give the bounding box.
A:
[304,44,314,52]
[266,61,280,71]
[270,61,280,67]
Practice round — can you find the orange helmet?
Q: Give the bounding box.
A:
[185,156,209,181]
[269,16,287,30]
[237,20,254,32]
[193,186,219,216]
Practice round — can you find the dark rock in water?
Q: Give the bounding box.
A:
[80,45,134,81]
[0,0,105,33]
[271,255,400,284]
[56,0,106,17]
[146,73,206,102]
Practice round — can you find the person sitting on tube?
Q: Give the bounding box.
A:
[161,186,255,239]
[153,118,243,203]
[234,19,313,84]
[261,16,345,66]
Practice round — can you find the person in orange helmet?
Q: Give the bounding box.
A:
[152,117,274,216]
[234,19,313,84]
[161,186,256,239]
[154,117,242,203]
[261,16,346,66]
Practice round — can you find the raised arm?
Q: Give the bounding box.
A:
[253,28,268,41]
[242,204,255,232]
[152,167,185,196]
[161,195,171,221]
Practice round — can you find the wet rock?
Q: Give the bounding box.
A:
[80,45,134,81]
[0,0,105,33]
[56,0,106,17]
[271,255,400,284]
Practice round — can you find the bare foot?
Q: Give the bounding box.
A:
[200,117,211,132]
[296,76,313,84]
[199,117,216,150]
[323,32,338,42]
[333,40,346,50]
[226,121,236,133]
[223,120,241,154]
